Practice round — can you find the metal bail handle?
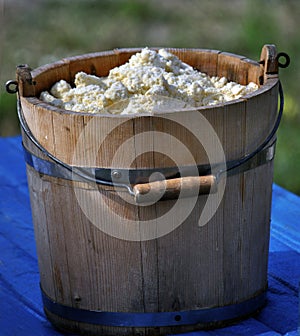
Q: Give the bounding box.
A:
[12,80,286,204]
[13,87,220,202]
[8,47,289,204]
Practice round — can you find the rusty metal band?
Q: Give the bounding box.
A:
[23,140,275,185]
[41,287,267,327]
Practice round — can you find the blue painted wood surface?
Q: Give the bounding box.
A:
[0,136,299,336]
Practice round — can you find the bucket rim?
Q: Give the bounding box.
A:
[16,46,280,117]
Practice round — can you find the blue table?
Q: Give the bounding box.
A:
[0,136,299,336]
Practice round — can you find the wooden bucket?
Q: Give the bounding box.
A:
[14,45,284,335]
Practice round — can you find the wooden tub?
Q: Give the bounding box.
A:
[14,45,283,335]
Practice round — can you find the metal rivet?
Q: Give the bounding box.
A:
[174,314,181,322]
[74,295,81,302]
[111,170,122,179]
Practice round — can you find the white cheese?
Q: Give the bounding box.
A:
[74,71,107,89]
[40,48,258,114]
[50,80,72,98]
[39,91,64,108]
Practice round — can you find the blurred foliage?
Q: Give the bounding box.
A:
[0,0,300,194]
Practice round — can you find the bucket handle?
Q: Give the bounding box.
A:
[6,46,289,204]
[10,79,285,204]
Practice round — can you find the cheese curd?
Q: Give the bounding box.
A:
[40,48,258,114]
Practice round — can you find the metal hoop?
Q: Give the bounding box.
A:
[5,80,18,94]
[277,52,290,69]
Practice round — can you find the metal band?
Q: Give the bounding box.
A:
[41,287,267,327]
[23,141,275,185]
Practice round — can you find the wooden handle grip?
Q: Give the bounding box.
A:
[133,175,217,204]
